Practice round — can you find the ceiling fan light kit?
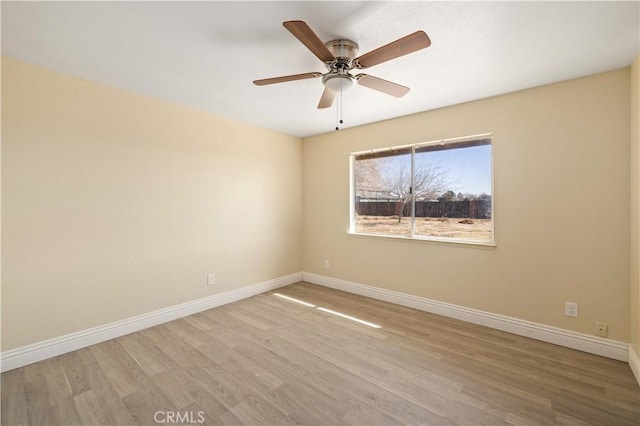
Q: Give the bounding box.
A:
[253,20,431,128]
[322,73,355,92]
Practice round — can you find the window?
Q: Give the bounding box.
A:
[351,134,493,244]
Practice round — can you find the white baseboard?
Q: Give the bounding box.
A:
[302,272,629,362]
[629,345,640,386]
[3,271,633,375]
[1,272,302,372]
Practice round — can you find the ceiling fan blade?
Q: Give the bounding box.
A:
[356,74,410,98]
[283,21,335,63]
[354,31,431,69]
[317,87,336,109]
[253,72,322,86]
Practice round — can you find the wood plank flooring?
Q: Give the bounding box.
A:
[2,282,639,425]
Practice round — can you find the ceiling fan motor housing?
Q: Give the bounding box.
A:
[325,39,359,63]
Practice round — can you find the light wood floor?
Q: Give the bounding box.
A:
[2,282,639,425]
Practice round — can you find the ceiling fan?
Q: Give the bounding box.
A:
[253,21,431,109]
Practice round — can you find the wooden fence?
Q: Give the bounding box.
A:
[355,199,491,219]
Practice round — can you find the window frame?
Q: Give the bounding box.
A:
[349,133,495,247]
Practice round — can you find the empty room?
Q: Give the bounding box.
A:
[2,1,640,425]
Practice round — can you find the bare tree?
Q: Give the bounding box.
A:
[354,158,384,195]
[382,158,452,223]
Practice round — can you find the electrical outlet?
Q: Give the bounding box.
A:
[324,259,330,269]
[595,322,608,337]
[207,274,215,286]
[565,302,578,317]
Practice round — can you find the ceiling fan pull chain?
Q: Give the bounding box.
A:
[340,89,344,126]
[336,81,343,130]
[335,80,342,131]
[335,89,339,131]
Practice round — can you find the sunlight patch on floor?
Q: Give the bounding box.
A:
[317,307,382,329]
[273,293,316,307]
[274,293,381,329]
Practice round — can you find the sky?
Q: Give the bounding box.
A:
[374,144,492,196]
[420,145,492,195]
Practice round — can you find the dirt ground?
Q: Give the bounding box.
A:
[355,216,492,241]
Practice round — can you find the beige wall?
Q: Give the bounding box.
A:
[2,56,634,353]
[303,69,631,341]
[631,55,640,356]
[1,58,302,351]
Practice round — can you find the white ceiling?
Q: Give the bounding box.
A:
[2,1,639,138]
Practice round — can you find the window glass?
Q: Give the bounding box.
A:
[352,136,493,244]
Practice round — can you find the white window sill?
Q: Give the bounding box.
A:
[347,231,497,249]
